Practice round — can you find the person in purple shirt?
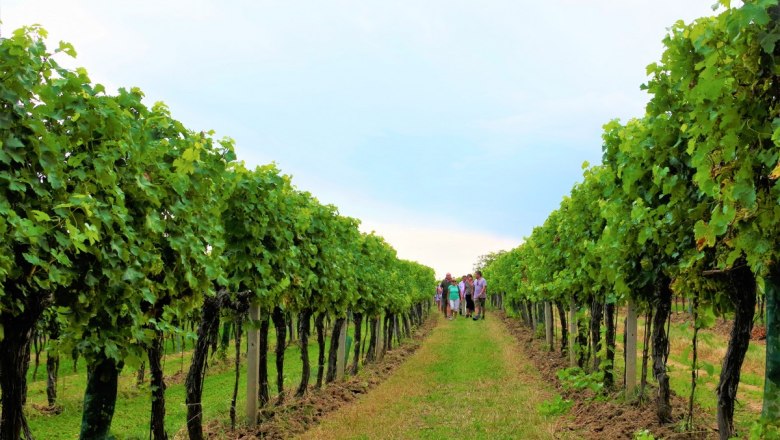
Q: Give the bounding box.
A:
[472,270,487,320]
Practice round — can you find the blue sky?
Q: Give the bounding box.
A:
[3,1,719,278]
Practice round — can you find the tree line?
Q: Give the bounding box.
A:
[482,2,779,439]
[0,26,435,439]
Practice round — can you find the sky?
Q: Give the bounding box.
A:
[2,1,721,279]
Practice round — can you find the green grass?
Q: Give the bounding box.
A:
[26,319,366,439]
[302,313,572,440]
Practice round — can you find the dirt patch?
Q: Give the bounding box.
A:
[30,403,63,416]
[165,369,187,385]
[499,312,718,440]
[164,356,233,387]
[200,315,437,439]
[751,325,766,341]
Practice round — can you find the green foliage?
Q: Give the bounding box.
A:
[633,429,656,440]
[0,25,436,438]
[534,323,545,339]
[481,0,780,424]
[749,417,780,440]
[556,367,604,394]
[221,169,435,320]
[537,395,573,416]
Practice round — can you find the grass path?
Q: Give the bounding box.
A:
[300,313,569,440]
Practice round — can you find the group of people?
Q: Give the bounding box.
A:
[434,271,487,321]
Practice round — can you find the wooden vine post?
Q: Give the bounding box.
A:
[245,302,260,427]
[376,318,385,361]
[625,298,638,395]
[569,303,577,366]
[544,301,554,350]
[336,318,348,380]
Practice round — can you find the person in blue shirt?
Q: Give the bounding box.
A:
[447,281,460,320]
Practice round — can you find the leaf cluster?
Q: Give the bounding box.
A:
[482,0,780,314]
[0,27,435,369]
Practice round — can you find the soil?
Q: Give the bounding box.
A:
[198,315,437,439]
[751,325,766,341]
[164,369,187,385]
[163,355,234,387]
[499,312,718,440]
[30,403,63,416]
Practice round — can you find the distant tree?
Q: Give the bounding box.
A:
[473,250,507,273]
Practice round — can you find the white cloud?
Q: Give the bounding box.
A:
[288,170,520,279]
[359,219,519,280]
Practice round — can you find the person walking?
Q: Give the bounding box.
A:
[458,276,466,316]
[447,281,460,320]
[473,270,487,320]
[464,274,475,318]
[439,273,453,317]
